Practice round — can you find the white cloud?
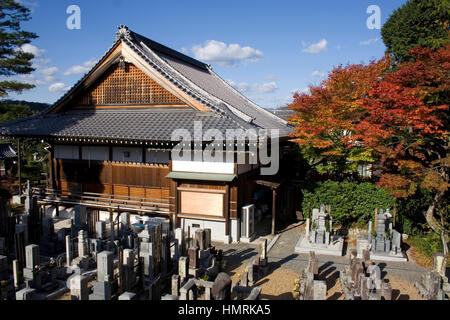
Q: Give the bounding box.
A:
[39,66,59,76]
[291,88,310,95]
[63,59,97,76]
[312,70,326,78]
[360,37,379,45]
[227,80,278,94]
[18,44,51,64]
[254,81,278,94]
[191,40,263,67]
[301,39,328,54]
[48,82,70,93]
[20,44,46,58]
[17,0,39,13]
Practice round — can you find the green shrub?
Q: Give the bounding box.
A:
[408,232,444,259]
[395,188,433,234]
[301,180,395,227]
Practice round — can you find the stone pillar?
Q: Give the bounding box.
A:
[172,274,180,296]
[96,221,106,240]
[305,218,310,241]
[13,259,22,288]
[179,256,189,283]
[25,244,39,269]
[123,249,135,267]
[119,212,130,236]
[188,247,199,269]
[381,281,392,300]
[109,220,115,242]
[97,251,114,282]
[70,275,90,300]
[78,230,88,258]
[65,235,72,266]
[260,239,267,260]
[74,205,87,230]
[204,229,211,248]
[195,229,206,250]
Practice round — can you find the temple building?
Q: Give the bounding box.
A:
[0,26,295,243]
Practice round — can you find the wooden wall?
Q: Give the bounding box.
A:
[54,159,170,200]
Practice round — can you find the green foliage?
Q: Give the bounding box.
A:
[0,100,49,185]
[381,0,450,63]
[409,232,444,258]
[0,0,38,96]
[301,180,395,226]
[395,188,433,234]
[0,103,33,122]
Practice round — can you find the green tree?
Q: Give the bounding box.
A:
[0,0,38,97]
[381,0,450,63]
[0,102,33,122]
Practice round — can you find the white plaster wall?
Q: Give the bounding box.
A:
[54,145,79,160]
[173,160,234,174]
[112,147,142,163]
[82,146,109,161]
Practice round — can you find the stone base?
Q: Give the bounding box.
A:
[188,267,202,277]
[294,234,344,257]
[223,235,232,244]
[119,292,137,300]
[358,250,408,262]
[240,234,255,244]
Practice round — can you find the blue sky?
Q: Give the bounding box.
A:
[4,0,407,109]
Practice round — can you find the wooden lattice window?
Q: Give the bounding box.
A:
[77,63,185,105]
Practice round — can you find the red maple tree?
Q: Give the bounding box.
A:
[354,45,449,236]
[289,45,449,243]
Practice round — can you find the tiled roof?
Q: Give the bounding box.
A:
[0,109,246,142]
[0,143,17,159]
[0,26,293,142]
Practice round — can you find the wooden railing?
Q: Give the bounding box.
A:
[32,187,171,214]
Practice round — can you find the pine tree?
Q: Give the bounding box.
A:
[0,0,38,97]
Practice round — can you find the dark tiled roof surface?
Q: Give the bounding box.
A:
[0,143,17,159]
[1,109,243,141]
[155,51,292,136]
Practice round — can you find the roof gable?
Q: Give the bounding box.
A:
[74,62,188,108]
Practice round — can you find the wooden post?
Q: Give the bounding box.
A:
[393,205,397,228]
[374,208,378,230]
[272,188,276,236]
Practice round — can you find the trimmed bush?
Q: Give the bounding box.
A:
[301,180,395,226]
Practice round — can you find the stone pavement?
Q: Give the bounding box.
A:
[268,224,428,284]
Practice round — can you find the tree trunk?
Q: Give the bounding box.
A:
[424,191,446,234]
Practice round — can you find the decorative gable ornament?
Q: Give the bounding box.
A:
[115,25,133,43]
